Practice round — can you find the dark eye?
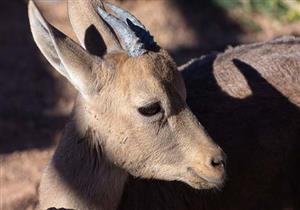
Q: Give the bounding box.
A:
[138,102,162,117]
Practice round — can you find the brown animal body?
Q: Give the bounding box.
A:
[29,0,225,209]
[28,0,300,209]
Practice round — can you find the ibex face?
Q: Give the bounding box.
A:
[29,0,225,190]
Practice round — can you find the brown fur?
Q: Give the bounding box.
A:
[28,1,225,209]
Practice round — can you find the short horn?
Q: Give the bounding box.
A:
[97,6,146,57]
[105,2,157,51]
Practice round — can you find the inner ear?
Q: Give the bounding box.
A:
[84,24,107,57]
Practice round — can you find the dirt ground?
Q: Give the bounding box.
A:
[1,0,300,209]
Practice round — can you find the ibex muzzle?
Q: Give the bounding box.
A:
[29,0,226,208]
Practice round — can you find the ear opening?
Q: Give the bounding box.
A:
[84,25,107,57]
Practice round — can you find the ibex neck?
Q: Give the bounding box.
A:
[52,103,128,210]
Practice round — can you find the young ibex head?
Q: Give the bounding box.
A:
[28,0,226,189]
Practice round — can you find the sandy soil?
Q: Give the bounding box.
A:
[1,0,300,209]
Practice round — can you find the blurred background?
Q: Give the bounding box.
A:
[1,0,300,209]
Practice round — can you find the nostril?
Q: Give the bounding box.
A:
[210,157,225,168]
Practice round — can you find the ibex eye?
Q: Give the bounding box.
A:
[138,102,162,117]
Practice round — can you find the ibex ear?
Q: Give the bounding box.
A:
[28,0,98,98]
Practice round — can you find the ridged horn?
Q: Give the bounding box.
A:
[97,6,146,57]
[105,2,156,51]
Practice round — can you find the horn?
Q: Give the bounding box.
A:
[105,2,146,30]
[105,2,156,51]
[97,6,146,57]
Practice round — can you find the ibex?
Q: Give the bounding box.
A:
[28,0,225,209]
[29,0,300,210]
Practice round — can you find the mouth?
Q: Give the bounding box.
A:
[184,167,226,190]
